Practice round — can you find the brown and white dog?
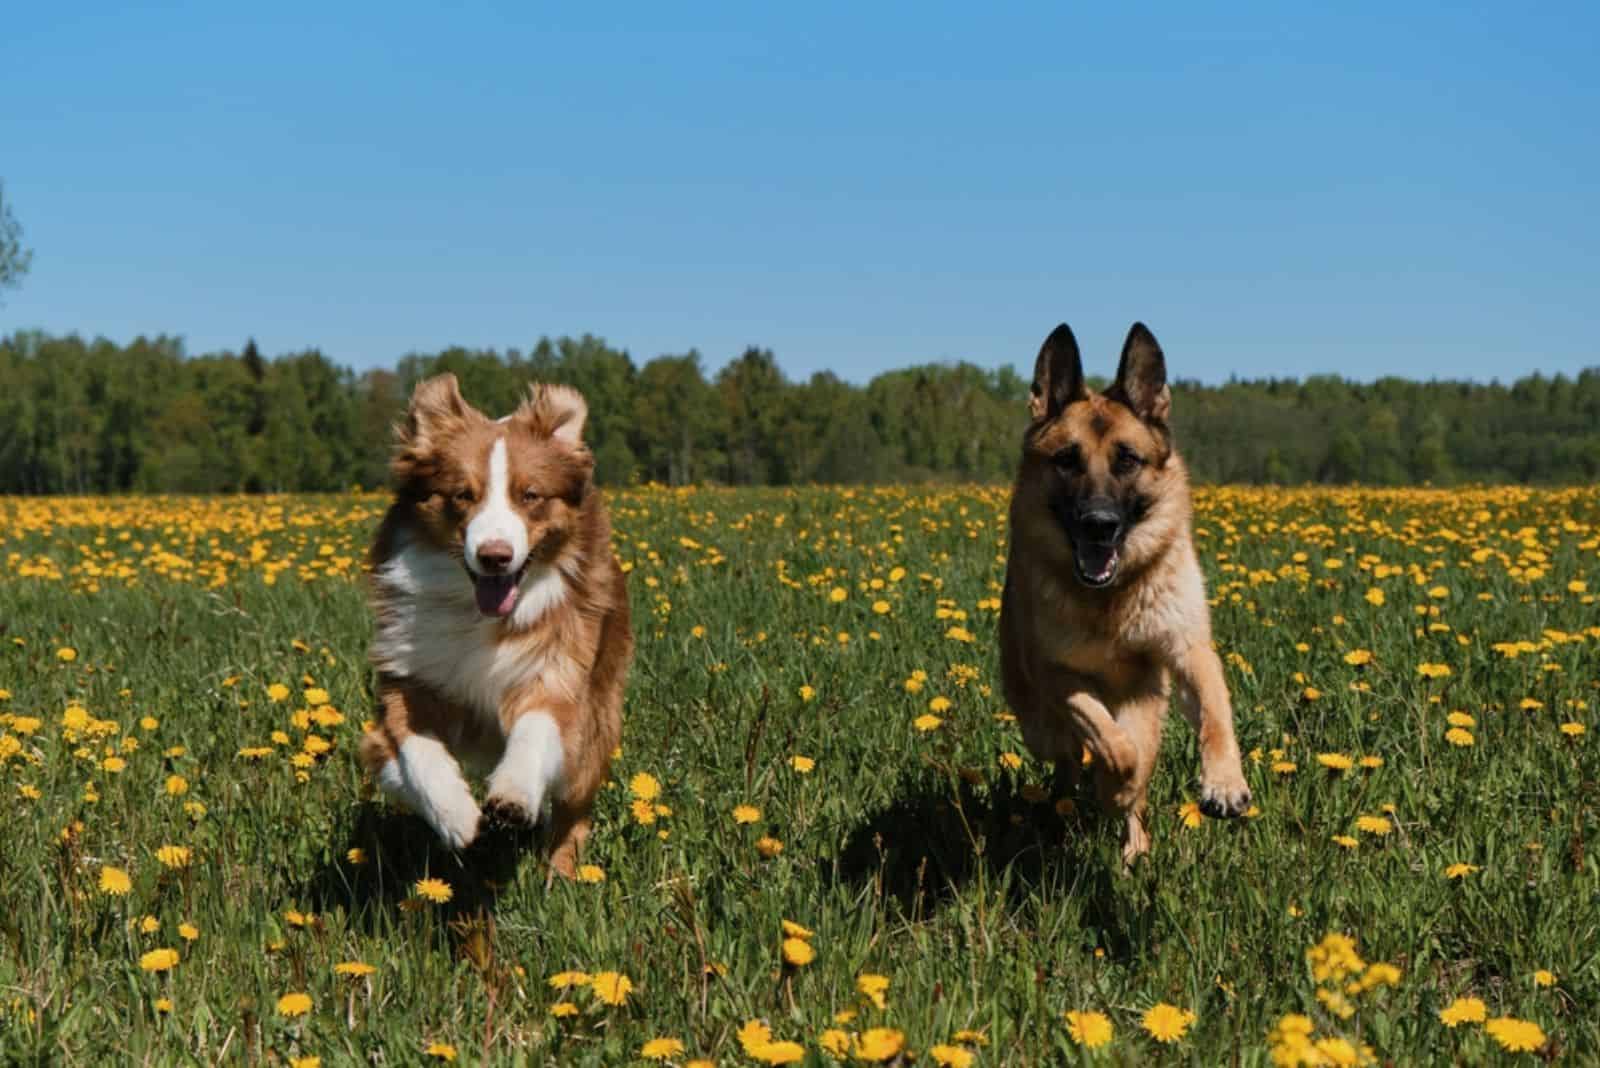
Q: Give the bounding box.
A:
[358,374,631,878]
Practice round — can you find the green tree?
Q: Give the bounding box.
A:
[0,181,32,301]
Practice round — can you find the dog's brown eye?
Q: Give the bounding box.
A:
[1113,446,1145,476]
[452,489,476,506]
[1053,445,1084,472]
[521,489,541,505]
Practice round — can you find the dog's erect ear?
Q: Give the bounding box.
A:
[515,383,588,446]
[1029,323,1086,421]
[398,373,474,448]
[1109,322,1171,425]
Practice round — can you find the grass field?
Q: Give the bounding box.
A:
[1,485,1596,1066]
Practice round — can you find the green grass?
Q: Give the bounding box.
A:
[1,485,1596,1065]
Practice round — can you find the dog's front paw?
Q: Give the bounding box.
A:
[1198,771,1252,819]
[427,799,482,851]
[483,793,542,830]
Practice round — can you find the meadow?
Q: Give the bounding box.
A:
[0,484,1595,1066]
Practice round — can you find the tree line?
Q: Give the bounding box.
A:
[1,329,1597,493]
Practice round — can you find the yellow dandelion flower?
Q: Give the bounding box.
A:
[1532,969,1556,987]
[853,1027,905,1061]
[155,845,192,868]
[57,647,78,662]
[1444,862,1479,879]
[164,775,188,796]
[819,1028,851,1055]
[590,971,633,1005]
[334,961,376,977]
[914,714,943,732]
[414,878,452,904]
[1416,662,1452,679]
[1178,801,1203,829]
[1065,1010,1114,1048]
[755,836,784,858]
[1331,834,1359,849]
[1485,1016,1546,1052]
[855,972,890,1009]
[1445,727,1475,747]
[577,864,606,883]
[929,1045,976,1068]
[781,918,814,939]
[139,948,179,972]
[732,804,761,824]
[1141,1002,1196,1043]
[276,992,312,1017]
[547,970,590,989]
[1317,752,1354,772]
[999,751,1023,770]
[789,755,815,773]
[549,1001,578,1017]
[640,1037,685,1060]
[738,1019,774,1054]
[782,937,814,966]
[424,1042,457,1061]
[1439,996,1487,1026]
[629,772,661,801]
[1560,722,1585,737]
[178,922,199,941]
[266,683,290,702]
[99,866,133,896]
[1355,815,1393,836]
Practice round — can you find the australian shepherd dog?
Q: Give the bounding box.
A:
[358,374,631,878]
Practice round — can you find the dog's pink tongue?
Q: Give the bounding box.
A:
[474,575,520,618]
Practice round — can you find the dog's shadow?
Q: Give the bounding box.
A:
[303,803,543,938]
[822,770,1149,956]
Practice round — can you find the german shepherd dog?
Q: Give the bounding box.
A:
[999,322,1251,865]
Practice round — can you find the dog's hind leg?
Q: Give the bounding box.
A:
[1099,690,1167,867]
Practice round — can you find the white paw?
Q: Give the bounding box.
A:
[420,788,482,850]
[398,735,483,850]
[485,712,565,826]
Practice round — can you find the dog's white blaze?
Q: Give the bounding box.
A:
[396,735,481,849]
[372,538,558,723]
[486,711,565,820]
[464,437,529,573]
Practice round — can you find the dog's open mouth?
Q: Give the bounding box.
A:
[1073,541,1120,588]
[472,564,528,618]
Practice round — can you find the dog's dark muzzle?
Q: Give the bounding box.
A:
[1066,506,1124,588]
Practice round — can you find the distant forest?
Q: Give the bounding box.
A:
[2,330,1599,493]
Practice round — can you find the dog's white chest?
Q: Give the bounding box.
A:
[370,541,563,723]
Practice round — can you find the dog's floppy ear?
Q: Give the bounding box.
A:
[514,383,589,446]
[397,373,474,450]
[1029,323,1086,421]
[1108,322,1171,425]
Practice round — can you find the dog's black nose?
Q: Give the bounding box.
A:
[1078,510,1122,544]
[476,540,514,573]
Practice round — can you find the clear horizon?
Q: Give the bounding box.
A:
[4,3,1597,387]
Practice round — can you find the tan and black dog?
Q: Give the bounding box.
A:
[999,321,1251,865]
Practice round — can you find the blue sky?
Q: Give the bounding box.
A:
[4,2,1596,384]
